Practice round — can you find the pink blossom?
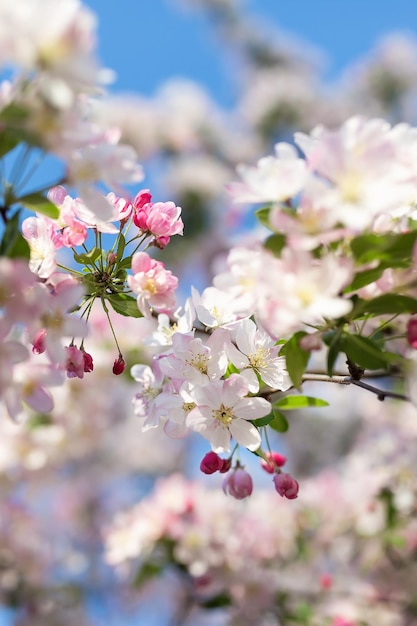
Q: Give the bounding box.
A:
[127,252,178,317]
[22,216,57,279]
[223,468,253,500]
[133,189,152,209]
[273,472,299,499]
[32,329,47,355]
[227,142,307,204]
[3,362,63,422]
[133,201,183,239]
[65,345,85,379]
[158,330,228,385]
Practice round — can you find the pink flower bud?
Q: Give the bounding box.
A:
[66,345,85,379]
[112,355,126,375]
[200,451,224,474]
[223,468,253,500]
[133,189,152,209]
[153,235,170,249]
[82,351,94,373]
[32,329,47,355]
[108,252,117,265]
[407,318,417,349]
[273,472,299,499]
[261,451,287,474]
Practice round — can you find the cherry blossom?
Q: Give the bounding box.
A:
[227,142,307,204]
[186,373,270,453]
[127,251,178,318]
[225,317,291,393]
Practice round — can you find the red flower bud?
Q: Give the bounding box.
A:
[112,355,126,375]
[82,350,94,373]
[219,457,232,473]
[407,318,417,349]
[200,451,224,474]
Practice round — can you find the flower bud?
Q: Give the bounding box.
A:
[107,252,117,265]
[261,451,287,474]
[223,468,253,500]
[407,318,417,349]
[219,457,232,473]
[82,350,94,373]
[133,189,152,209]
[32,329,47,355]
[273,472,299,499]
[200,451,224,474]
[112,355,126,375]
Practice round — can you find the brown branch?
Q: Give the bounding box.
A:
[301,373,410,402]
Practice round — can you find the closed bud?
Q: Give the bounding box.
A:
[112,355,126,375]
[82,350,94,373]
[273,472,299,499]
[407,318,417,349]
[261,451,287,474]
[223,468,253,500]
[200,451,224,474]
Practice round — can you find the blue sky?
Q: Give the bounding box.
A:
[85,0,417,102]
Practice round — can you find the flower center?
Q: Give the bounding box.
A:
[249,346,270,369]
[186,353,209,374]
[213,403,233,426]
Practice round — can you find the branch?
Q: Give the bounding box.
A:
[301,373,410,402]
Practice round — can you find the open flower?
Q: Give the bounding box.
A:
[186,373,270,453]
[127,252,178,318]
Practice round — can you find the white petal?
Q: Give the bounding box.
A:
[230,419,261,451]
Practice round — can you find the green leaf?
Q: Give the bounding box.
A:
[0,129,21,158]
[0,211,30,259]
[106,293,143,318]
[269,410,289,432]
[357,294,417,316]
[263,233,286,256]
[255,205,271,228]
[344,265,386,293]
[201,594,231,609]
[17,192,59,219]
[280,332,310,389]
[252,412,274,427]
[133,561,163,588]
[116,233,126,260]
[74,247,102,266]
[273,395,329,410]
[340,333,399,370]
[350,230,417,265]
[250,447,269,462]
[322,331,343,377]
[118,255,133,270]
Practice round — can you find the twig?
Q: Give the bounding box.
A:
[302,373,410,402]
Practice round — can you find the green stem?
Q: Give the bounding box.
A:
[100,295,122,356]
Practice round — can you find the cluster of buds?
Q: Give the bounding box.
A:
[261,451,299,499]
[199,450,298,500]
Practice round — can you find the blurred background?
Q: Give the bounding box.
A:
[3,1,417,624]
